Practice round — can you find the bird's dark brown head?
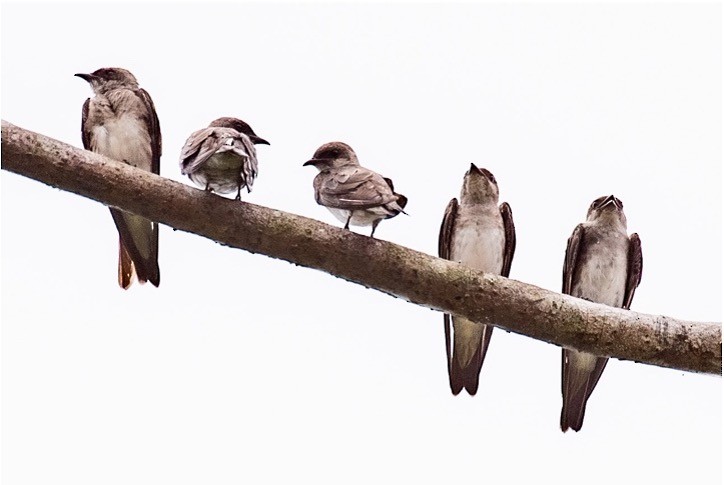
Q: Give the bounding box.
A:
[461,163,499,204]
[467,163,497,184]
[587,194,627,226]
[76,67,138,86]
[75,67,139,93]
[304,141,358,169]
[209,117,270,145]
[589,194,623,211]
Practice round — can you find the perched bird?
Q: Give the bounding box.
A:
[438,164,516,395]
[303,142,407,237]
[560,195,643,432]
[179,117,269,199]
[76,67,161,289]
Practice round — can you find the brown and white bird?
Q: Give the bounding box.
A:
[560,195,643,432]
[303,142,407,237]
[438,164,516,395]
[76,67,161,289]
[179,117,269,199]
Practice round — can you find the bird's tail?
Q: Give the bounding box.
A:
[382,177,408,215]
[395,193,409,214]
[445,316,493,395]
[111,209,160,289]
[560,350,608,432]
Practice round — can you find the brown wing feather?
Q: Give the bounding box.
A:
[317,167,398,209]
[562,224,585,295]
[499,202,516,278]
[383,177,408,213]
[135,88,162,175]
[438,199,458,260]
[109,209,160,287]
[560,351,608,432]
[443,313,453,383]
[623,233,643,310]
[179,128,224,174]
[447,324,494,396]
[438,199,458,392]
[560,223,588,431]
[81,98,91,150]
[131,88,161,286]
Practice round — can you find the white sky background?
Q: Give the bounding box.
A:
[1,2,721,484]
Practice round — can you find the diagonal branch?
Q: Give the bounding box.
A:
[2,120,721,375]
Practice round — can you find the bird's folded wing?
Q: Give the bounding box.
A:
[562,224,585,295]
[623,233,643,310]
[438,198,458,376]
[499,202,516,278]
[136,88,162,174]
[180,127,253,175]
[179,127,218,174]
[315,167,397,209]
[236,135,259,186]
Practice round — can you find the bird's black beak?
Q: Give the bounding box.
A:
[602,194,620,209]
[303,158,323,167]
[250,135,270,146]
[468,163,484,176]
[74,73,94,82]
[468,163,495,183]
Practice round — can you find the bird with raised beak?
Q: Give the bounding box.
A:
[439,164,516,395]
[560,194,643,432]
[76,67,161,289]
[303,142,407,237]
[179,117,269,200]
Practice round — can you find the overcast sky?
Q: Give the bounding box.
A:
[2,3,721,484]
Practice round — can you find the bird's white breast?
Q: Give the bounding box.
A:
[573,229,629,307]
[450,207,505,274]
[91,112,152,170]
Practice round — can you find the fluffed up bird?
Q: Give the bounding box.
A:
[76,67,161,289]
[179,117,269,200]
[439,164,516,395]
[560,195,643,432]
[303,142,407,237]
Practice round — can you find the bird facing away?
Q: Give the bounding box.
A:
[76,67,161,289]
[303,142,408,237]
[179,117,270,200]
[438,164,516,395]
[560,195,643,432]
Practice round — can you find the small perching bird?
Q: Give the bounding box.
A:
[439,164,516,396]
[179,117,269,200]
[76,67,161,289]
[560,195,643,432]
[303,142,407,237]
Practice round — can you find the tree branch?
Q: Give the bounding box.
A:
[2,120,721,375]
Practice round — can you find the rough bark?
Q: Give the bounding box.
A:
[2,120,721,375]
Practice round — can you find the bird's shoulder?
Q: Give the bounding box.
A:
[102,87,155,118]
[320,165,391,193]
